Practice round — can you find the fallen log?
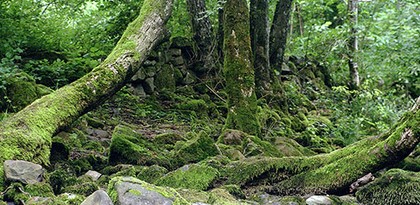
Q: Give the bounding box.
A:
[223,97,420,195]
[0,0,173,189]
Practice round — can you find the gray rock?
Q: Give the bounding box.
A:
[306,195,332,205]
[114,177,173,205]
[81,190,113,205]
[143,60,157,66]
[85,170,102,181]
[169,49,182,57]
[171,56,184,66]
[143,77,155,94]
[4,160,45,184]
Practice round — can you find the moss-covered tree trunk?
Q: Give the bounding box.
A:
[186,0,219,75]
[0,0,173,189]
[269,0,293,71]
[348,0,360,90]
[224,97,420,195]
[250,0,271,98]
[223,0,260,136]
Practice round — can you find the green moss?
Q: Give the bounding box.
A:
[274,137,315,156]
[242,135,284,157]
[107,177,189,205]
[207,188,241,205]
[3,182,54,204]
[153,133,185,146]
[156,163,219,190]
[136,165,169,183]
[63,181,98,196]
[109,125,171,167]
[4,72,41,112]
[177,99,208,113]
[356,169,420,205]
[171,131,218,167]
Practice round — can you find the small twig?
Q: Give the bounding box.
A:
[205,83,226,103]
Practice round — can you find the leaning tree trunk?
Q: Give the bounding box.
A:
[186,0,219,75]
[223,0,260,137]
[250,0,271,98]
[348,0,360,90]
[224,97,420,195]
[269,0,293,71]
[0,0,173,189]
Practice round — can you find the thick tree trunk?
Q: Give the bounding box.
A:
[224,97,420,195]
[223,0,260,136]
[250,0,271,98]
[0,0,173,189]
[269,0,293,71]
[186,0,219,75]
[348,0,360,90]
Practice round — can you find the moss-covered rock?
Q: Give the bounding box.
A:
[26,193,85,205]
[356,169,420,205]
[3,182,55,204]
[156,163,219,190]
[171,131,218,167]
[108,125,171,167]
[107,176,189,205]
[63,181,99,197]
[1,72,52,112]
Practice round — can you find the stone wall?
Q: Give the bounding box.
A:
[130,37,197,97]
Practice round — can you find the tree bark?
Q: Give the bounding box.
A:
[186,0,219,75]
[250,0,271,98]
[348,0,360,90]
[0,0,173,189]
[269,0,293,71]
[223,0,260,136]
[223,97,420,195]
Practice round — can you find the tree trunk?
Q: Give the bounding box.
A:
[348,0,360,90]
[224,97,420,195]
[186,0,219,75]
[223,0,260,136]
[250,0,271,98]
[217,0,225,66]
[269,0,293,71]
[0,0,173,189]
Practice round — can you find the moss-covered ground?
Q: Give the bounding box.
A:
[0,41,417,204]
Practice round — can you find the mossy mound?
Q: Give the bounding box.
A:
[217,129,311,159]
[171,131,219,167]
[356,169,420,205]
[3,182,55,204]
[1,72,52,112]
[156,163,219,190]
[108,125,172,167]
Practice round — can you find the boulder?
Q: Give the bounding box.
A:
[81,190,113,205]
[108,177,188,205]
[3,160,45,184]
[84,170,102,181]
[305,195,333,205]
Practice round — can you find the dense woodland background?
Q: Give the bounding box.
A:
[0,0,419,204]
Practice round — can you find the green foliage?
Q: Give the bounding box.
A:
[324,84,411,145]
